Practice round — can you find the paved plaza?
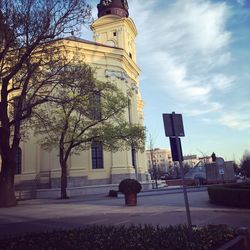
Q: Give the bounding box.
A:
[1,188,250,239]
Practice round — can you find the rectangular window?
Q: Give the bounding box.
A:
[128,99,131,124]
[131,146,137,168]
[15,147,22,175]
[91,141,104,169]
[13,96,28,119]
[13,96,19,118]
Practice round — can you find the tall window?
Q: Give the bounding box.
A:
[128,99,131,124]
[131,145,137,168]
[89,91,101,120]
[13,96,19,118]
[15,147,22,174]
[91,141,104,169]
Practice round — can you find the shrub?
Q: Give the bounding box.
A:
[0,224,236,250]
[118,179,142,194]
[208,183,250,208]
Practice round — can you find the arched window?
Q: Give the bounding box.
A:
[15,147,22,174]
[106,40,116,47]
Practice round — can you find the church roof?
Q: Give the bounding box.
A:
[97,0,129,18]
[62,36,123,50]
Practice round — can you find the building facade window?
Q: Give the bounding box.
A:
[91,141,104,169]
[131,146,137,168]
[15,147,22,175]
[89,91,101,120]
[128,98,132,124]
[106,40,116,47]
[13,96,19,118]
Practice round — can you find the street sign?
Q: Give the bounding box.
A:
[169,137,183,161]
[163,113,185,137]
[219,168,225,175]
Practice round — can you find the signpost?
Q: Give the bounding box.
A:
[216,157,225,183]
[162,112,192,230]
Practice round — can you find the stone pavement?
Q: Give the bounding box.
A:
[1,188,250,239]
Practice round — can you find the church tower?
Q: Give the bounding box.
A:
[91,0,137,62]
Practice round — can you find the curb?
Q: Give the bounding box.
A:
[117,186,207,198]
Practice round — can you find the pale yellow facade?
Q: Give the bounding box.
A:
[14,10,149,190]
[183,155,200,167]
[146,149,173,173]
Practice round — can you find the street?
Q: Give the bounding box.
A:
[1,189,250,239]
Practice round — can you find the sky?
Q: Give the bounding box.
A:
[84,0,250,162]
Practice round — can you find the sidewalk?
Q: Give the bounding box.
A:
[1,189,250,240]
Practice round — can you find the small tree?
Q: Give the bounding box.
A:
[240,151,250,178]
[32,62,145,199]
[0,0,91,207]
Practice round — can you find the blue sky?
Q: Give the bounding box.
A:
[84,0,250,162]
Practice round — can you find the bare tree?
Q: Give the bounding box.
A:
[240,150,250,178]
[148,134,158,188]
[0,0,91,207]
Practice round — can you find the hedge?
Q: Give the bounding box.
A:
[208,183,250,208]
[0,224,236,250]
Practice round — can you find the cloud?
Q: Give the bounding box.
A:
[218,102,250,130]
[130,0,234,117]
[236,0,246,6]
[219,113,250,130]
[211,74,235,90]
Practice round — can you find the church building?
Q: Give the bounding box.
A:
[14,0,149,197]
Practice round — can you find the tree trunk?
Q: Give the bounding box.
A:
[0,154,17,207]
[0,77,19,207]
[60,161,68,199]
[0,123,17,207]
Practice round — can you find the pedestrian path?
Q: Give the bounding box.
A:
[1,190,250,240]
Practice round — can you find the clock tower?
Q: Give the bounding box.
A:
[91,0,137,62]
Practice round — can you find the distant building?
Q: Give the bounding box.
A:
[183,155,199,167]
[185,159,235,184]
[198,156,212,164]
[146,148,172,173]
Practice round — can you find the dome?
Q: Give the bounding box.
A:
[97,0,129,18]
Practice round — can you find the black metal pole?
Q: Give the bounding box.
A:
[175,136,192,229]
[171,112,192,230]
